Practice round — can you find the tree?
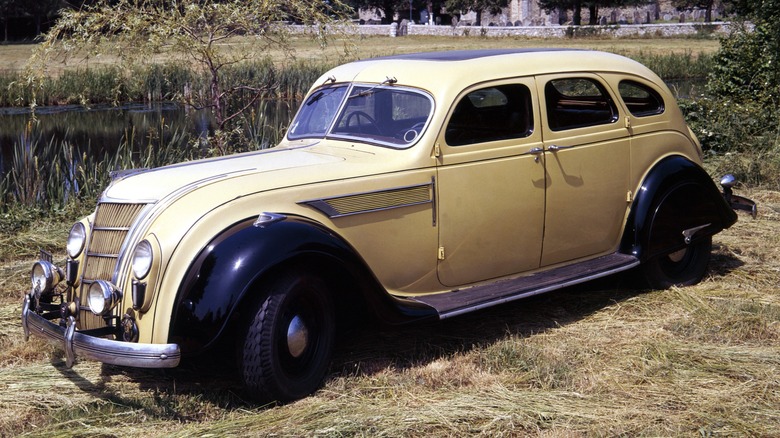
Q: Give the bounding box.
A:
[27,0,64,36]
[0,0,23,41]
[445,0,508,26]
[28,0,351,153]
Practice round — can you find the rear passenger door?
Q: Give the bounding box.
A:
[537,74,631,267]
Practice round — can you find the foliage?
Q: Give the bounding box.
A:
[696,0,780,174]
[26,0,351,154]
[708,17,780,104]
[680,96,780,187]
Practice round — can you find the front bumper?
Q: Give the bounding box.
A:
[22,293,181,368]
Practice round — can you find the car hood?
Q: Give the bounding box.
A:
[100,141,403,203]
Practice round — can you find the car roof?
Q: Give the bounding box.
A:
[359,48,574,62]
[314,49,666,99]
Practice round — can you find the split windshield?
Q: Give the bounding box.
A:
[287,84,434,149]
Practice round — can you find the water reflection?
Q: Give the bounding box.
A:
[0,101,296,177]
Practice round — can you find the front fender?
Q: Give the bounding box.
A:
[621,156,737,260]
[168,216,360,354]
[168,215,434,355]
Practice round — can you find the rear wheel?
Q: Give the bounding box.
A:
[641,236,712,289]
[239,271,335,403]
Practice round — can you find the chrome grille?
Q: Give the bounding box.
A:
[78,202,147,329]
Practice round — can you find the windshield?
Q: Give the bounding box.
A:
[287,84,434,149]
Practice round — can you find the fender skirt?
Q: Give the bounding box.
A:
[169,216,435,355]
[621,156,737,260]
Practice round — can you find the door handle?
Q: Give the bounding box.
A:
[522,147,544,162]
[548,144,574,152]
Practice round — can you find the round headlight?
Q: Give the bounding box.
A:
[87,280,120,316]
[131,240,153,280]
[31,261,63,294]
[67,223,87,258]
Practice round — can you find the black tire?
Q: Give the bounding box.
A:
[641,236,712,289]
[239,271,335,403]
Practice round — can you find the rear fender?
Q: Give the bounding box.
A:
[621,156,737,260]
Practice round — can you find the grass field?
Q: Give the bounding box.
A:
[1,188,777,436]
[2,34,779,436]
[0,34,721,74]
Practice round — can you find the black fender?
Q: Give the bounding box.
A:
[169,215,435,355]
[620,156,737,260]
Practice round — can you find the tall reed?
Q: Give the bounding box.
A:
[1,120,194,211]
[1,59,328,107]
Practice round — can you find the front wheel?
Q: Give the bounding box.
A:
[239,271,335,403]
[641,236,712,289]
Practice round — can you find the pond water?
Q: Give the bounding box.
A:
[0,78,704,180]
[0,101,297,178]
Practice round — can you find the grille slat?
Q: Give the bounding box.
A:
[88,230,128,255]
[78,202,147,330]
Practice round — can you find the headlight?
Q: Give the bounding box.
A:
[131,240,153,280]
[66,223,87,258]
[31,261,64,294]
[87,280,121,316]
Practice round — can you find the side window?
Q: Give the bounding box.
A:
[545,78,618,131]
[618,80,665,117]
[445,84,533,146]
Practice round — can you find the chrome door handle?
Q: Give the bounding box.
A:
[522,147,544,162]
[548,144,574,152]
[522,147,544,155]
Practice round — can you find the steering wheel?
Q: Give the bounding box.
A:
[398,122,427,143]
[345,111,381,135]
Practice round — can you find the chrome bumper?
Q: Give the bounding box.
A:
[22,294,180,368]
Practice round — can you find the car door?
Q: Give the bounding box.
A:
[537,74,631,267]
[436,79,546,287]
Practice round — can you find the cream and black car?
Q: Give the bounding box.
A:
[23,49,755,403]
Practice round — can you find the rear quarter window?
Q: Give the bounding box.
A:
[618,80,665,117]
[545,78,619,131]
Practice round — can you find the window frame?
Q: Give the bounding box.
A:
[444,83,535,147]
[544,77,620,132]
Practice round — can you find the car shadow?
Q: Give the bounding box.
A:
[50,247,745,409]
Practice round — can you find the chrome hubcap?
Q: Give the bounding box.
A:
[668,248,688,263]
[287,315,309,358]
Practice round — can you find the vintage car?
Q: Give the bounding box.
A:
[23,49,755,403]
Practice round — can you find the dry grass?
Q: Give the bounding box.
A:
[0,34,721,76]
[0,188,777,437]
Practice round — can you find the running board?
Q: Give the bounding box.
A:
[410,253,640,319]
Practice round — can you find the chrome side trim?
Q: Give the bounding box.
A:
[22,294,180,368]
[300,182,434,218]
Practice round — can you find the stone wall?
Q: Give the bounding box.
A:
[304,22,732,39]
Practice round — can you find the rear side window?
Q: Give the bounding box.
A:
[545,78,618,131]
[445,84,533,146]
[618,80,665,117]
